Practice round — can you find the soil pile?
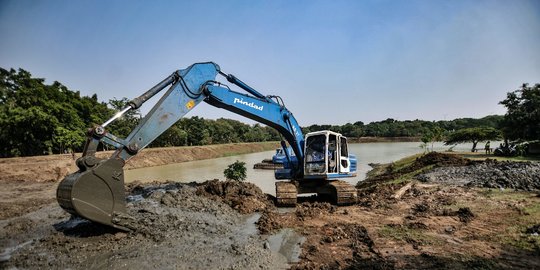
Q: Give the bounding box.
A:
[359,152,471,184]
[414,152,472,168]
[417,160,540,191]
[292,223,379,270]
[257,210,283,234]
[295,202,336,221]
[1,181,287,269]
[196,179,274,214]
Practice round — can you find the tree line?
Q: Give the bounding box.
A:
[304,115,502,138]
[1,68,538,157]
[0,68,281,157]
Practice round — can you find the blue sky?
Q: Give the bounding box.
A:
[1,0,539,125]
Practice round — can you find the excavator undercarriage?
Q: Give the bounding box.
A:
[275,180,357,206]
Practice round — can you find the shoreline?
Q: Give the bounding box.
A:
[0,142,279,183]
[349,136,420,143]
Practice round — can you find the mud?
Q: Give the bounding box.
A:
[195,179,274,214]
[1,181,288,269]
[0,180,57,219]
[295,202,336,221]
[257,210,283,234]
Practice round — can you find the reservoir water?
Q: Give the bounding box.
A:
[125,141,484,196]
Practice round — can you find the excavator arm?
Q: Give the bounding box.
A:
[57,62,305,230]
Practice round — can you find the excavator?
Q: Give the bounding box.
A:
[57,62,358,230]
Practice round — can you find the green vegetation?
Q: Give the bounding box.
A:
[223,160,247,181]
[2,67,537,158]
[480,189,540,251]
[499,83,540,141]
[444,127,501,152]
[305,116,503,139]
[0,68,280,157]
[0,68,112,157]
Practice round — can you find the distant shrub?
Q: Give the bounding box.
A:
[224,161,247,181]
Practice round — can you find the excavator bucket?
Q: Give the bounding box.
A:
[56,158,129,231]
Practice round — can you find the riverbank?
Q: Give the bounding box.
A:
[0,141,279,183]
[349,136,420,143]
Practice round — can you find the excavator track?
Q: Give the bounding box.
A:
[327,180,357,205]
[275,181,297,206]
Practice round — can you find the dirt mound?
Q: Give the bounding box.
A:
[0,180,57,220]
[257,210,283,234]
[417,160,540,191]
[295,202,336,221]
[196,179,274,214]
[455,207,475,223]
[359,152,471,185]
[357,182,408,208]
[2,181,287,269]
[414,152,471,168]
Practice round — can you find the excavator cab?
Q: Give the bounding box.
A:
[304,131,357,179]
[275,131,358,206]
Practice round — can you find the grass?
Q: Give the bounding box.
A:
[479,188,535,201]
[391,153,424,171]
[478,188,540,251]
[503,224,540,251]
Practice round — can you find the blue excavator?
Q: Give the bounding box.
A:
[57,62,358,230]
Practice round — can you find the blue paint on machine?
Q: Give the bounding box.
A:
[57,62,359,230]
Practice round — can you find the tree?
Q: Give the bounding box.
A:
[223,160,247,181]
[445,127,501,152]
[499,83,540,141]
[0,67,114,157]
[107,97,140,138]
[420,126,444,152]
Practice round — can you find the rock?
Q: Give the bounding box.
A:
[416,160,540,191]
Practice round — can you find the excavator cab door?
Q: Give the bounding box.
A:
[338,136,350,173]
[304,133,327,175]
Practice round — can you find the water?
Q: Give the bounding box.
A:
[125,141,489,196]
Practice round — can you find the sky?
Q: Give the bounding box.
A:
[1,0,539,125]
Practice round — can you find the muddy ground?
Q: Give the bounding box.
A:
[1,180,289,269]
[1,152,540,269]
